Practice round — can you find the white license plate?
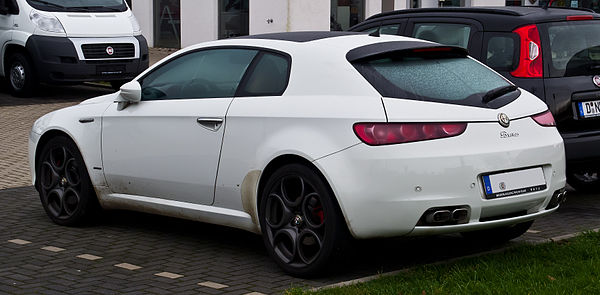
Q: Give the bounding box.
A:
[482,167,546,199]
[578,100,600,118]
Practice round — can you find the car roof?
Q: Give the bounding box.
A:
[358,6,600,31]
[186,32,440,57]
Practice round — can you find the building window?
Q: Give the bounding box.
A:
[438,0,467,6]
[382,0,395,12]
[331,0,365,31]
[154,0,181,48]
[219,0,249,39]
[411,0,469,7]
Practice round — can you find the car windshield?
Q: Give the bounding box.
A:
[26,0,127,12]
[546,21,600,77]
[352,50,515,108]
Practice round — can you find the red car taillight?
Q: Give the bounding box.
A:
[511,24,543,78]
[353,123,467,145]
[532,110,556,127]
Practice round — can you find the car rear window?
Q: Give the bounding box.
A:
[413,23,471,49]
[546,21,600,77]
[352,50,517,108]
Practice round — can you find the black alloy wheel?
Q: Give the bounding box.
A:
[37,136,98,226]
[259,164,345,277]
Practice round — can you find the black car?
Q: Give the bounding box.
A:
[350,6,600,191]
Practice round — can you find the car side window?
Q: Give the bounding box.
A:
[237,52,290,97]
[413,23,471,48]
[486,35,517,71]
[363,24,400,35]
[140,48,258,101]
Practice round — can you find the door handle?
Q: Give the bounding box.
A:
[196,118,223,132]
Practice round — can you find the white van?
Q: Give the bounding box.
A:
[0,0,148,96]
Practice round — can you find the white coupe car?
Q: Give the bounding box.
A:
[29,32,566,276]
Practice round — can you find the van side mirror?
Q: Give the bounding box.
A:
[115,81,141,110]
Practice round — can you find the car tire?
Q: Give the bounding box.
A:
[461,220,533,243]
[6,52,37,97]
[567,170,600,192]
[259,164,346,277]
[36,136,99,226]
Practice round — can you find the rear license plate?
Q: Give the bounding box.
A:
[578,100,600,118]
[482,167,546,199]
[96,65,125,75]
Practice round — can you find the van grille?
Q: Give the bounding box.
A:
[81,43,135,59]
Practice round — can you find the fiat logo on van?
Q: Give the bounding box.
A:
[593,75,600,87]
[498,113,510,128]
[106,46,114,56]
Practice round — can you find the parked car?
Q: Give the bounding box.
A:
[29,32,566,276]
[548,0,600,13]
[0,0,149,96]
[350,6,600,191]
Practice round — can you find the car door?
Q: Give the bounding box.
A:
[101,48,258,205]
[406,17,483,60]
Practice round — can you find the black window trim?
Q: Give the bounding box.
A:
[137,45,291,101]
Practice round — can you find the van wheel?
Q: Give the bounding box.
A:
[259,164,346,277]
[461,220,533,243]
[7,53,37,97]
[568,170,600,192]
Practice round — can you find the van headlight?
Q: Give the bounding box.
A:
[128,12,141,35]
[30,9,65,33]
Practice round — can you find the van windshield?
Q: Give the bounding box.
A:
[26,0,127,12]
[546,21,600,77]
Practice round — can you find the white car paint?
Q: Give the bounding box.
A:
[29,33,566,239]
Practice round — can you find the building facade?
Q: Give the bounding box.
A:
[131,0,550,48]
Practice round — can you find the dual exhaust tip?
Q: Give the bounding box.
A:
[418,206,470,226]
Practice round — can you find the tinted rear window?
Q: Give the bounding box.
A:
[352,50,517,108]
[546,21,600,77]
[413,23,471,49]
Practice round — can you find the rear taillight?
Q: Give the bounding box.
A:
[532,110,556,127]
[353,123,467,145]
[511,24,543,78]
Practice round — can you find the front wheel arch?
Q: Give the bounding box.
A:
[35,130,79,190]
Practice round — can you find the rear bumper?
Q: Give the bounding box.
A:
[25,35,149,83]
[315,117,566,239]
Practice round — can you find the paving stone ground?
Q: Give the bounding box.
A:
[0,48,599,294]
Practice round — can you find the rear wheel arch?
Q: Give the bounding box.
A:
[257,155,347,229]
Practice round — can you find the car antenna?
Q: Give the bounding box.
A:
[369,23,381,37]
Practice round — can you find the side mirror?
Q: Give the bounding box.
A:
[115,81,141,110]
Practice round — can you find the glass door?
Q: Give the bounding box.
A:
[154,0,181,48]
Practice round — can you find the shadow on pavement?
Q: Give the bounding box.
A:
[0,80,114,107]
